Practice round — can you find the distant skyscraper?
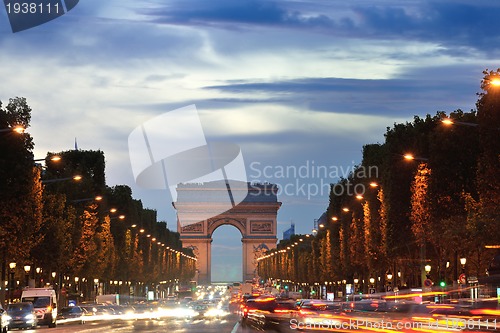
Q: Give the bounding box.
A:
[282,221,295,240]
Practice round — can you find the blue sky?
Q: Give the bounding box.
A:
[1,0,498,281]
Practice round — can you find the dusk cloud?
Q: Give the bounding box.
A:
[1,0,498,242]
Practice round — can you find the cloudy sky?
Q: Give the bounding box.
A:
[1,0,498,281]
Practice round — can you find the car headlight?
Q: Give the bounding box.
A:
[4,315,11,322]
[24,314,35,320]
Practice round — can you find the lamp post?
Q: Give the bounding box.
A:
[0,126,24,134]
[35,267,41,287]
[9,262,16,303]
[441,118,478,127]
[353,278,359,296]
[41,175,82,184]
[460,257,466,273]
[24,265,31,287]
[403,153,428,162]
[424,264,431,277]
[75,277,79,294]
[94,279,99,299]
[386,272,393,291]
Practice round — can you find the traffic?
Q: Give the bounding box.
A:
[234,284,499,333]
[0,282,498,332]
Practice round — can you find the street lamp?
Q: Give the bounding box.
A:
[441,118,478,127]
[9,262,16,303]
[75,277,79,294]
[24,265,31,287]
[34,155,62,163]
[35,267,42,287]
[41,175,82,184]
[424,264,431,274]
[403,153,428,161]
[71,195,103,203]
[0,125,25,133]
[460,258,466,273]
[94,279,99,297]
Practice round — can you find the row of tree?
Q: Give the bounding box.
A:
[0,97,196,301]
[258,69,500,290]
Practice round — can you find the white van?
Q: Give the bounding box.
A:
[20,287,57,327]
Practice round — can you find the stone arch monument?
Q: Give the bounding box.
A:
[174,181,281,284]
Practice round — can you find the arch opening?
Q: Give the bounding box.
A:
[211,224,243,283]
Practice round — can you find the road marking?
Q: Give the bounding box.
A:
[231,321,240,333]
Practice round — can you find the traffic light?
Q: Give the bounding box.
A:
[439,280,446,287]
[284,285,289,290]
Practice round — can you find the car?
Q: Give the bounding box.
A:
[20,287,57,327]
[294,300,348,332]
[0,305,9,333]
[79,304,98,317]
[56,306,88,324]
[239,296,276,328]
[240,295,298,330]
[6,302,37,330]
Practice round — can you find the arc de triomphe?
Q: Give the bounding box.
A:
[174,181,281,284]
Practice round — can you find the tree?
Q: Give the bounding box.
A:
[32,193,76,276]
[70,204,100,277]
[0,97,42,300]
[319,230,333,282]
[93,215,115,279]
[475,69,500,243]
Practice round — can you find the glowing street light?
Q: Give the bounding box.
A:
[72,195,103,203]
[441,118,478,127]
[34,155,62,163]
[0,125,25,134]
[42,175,82,184]
[488,77,500,86]
[403,153,428,161]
